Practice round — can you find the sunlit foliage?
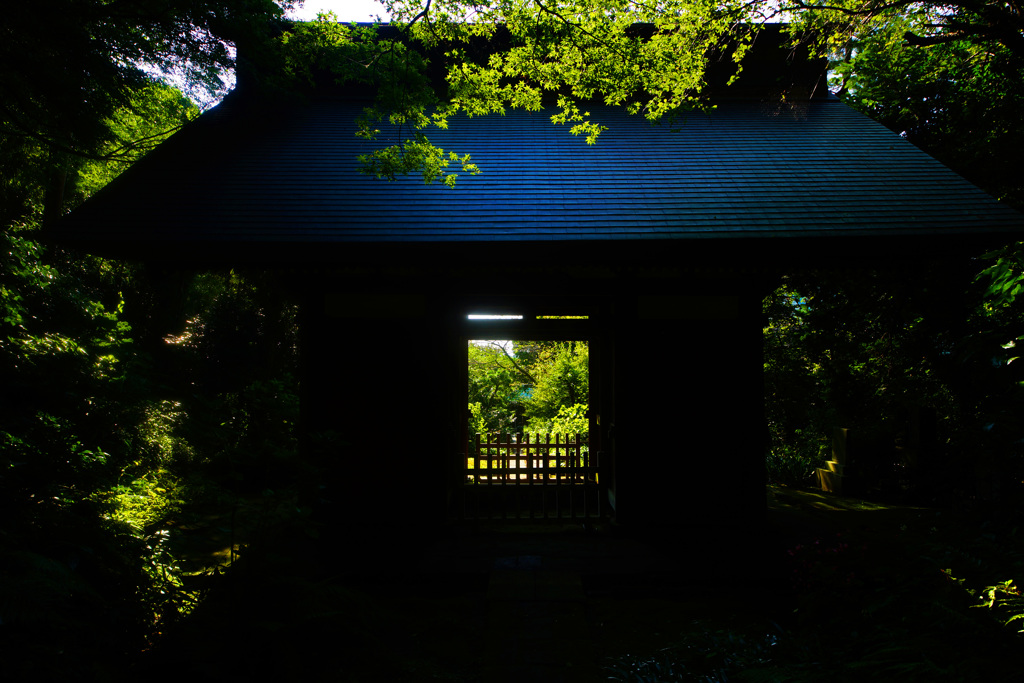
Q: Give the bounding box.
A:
[271,0,758,184]
[468,339,589,436]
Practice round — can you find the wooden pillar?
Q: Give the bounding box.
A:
[610,285,766,530]
[299,286,454,555]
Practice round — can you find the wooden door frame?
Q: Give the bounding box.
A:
[455,299,604,520]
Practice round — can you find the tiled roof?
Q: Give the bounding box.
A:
[56,91,1023,263]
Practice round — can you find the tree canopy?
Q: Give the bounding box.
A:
[274,1,756,185]
[253,0,1023,199]
[1,0,294,160]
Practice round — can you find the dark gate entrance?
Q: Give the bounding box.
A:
[457,305,605,522]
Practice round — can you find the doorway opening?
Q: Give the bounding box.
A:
[460,312,603,521]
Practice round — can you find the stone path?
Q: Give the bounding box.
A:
[417,524,691,682]
[483,560,597,682]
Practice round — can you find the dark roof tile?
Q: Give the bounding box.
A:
[56,94,1023,262]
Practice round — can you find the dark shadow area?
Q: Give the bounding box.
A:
[114,484,1023,682]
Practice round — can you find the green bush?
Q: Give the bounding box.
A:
[766,434,826,487]
[526,402,589,439]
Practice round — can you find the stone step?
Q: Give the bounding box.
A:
[817,467,843,494]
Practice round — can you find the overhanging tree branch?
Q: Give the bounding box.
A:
[0,112,186,163]
[785,0,1024,52]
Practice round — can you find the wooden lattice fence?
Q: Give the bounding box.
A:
[462,433,603,521]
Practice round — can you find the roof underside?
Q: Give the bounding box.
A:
[56,92,1023,265]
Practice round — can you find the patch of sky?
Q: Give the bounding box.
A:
[467,316,521,355]
[286,0,391,22]
[146,1,391,109]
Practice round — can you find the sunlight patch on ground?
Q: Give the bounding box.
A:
[767,486,927,513]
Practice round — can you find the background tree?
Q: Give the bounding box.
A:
[784,0,1024,64]
[467,339,589,436]
[764,261,1024,502]
[522,341,589,433]
[1,0,292,157]
[468,340,533,434]
[785,9,1024,209]
[1,1,304,677]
